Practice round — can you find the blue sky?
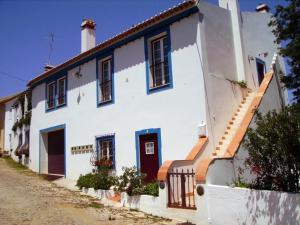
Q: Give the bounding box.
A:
[0,0,287,97]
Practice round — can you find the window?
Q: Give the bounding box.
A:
[18,134,23,147]
[57,77,66,106]
[256,58,266,86]
[25,131,30,145]
[96,135,115,168]
[46,75,67,111]
[47,82,56,109]
[145,27,173,94]
[151,36,169,88]
[145,142,154,155]
[97,56,113,105]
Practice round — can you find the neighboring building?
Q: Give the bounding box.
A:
[26,0,286,198]
[1,91,31,165]
[0,93,21,156]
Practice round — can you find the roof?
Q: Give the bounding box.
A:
[27,0,197,87]
[0,92,23,104]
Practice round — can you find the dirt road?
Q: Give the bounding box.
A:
[0,158,177,225]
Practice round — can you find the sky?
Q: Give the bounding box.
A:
[0,0,288,98]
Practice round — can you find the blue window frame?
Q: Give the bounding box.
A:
[144,26,173,94]
[255,58,266,86]
[96,54,114,107]
[96,135,115,169]
[46,75,67,112]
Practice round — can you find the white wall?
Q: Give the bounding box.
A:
[30,13,207,180]
[242,12,281,89]
[206,185,300,225]
[4,99,20,161]
[197,2,245,157]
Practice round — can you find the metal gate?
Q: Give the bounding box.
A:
[167,168,196,210]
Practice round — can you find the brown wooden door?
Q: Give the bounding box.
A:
[139,133,159,183]
[48,129,64,175]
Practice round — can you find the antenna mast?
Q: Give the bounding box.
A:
[47,32,55,65]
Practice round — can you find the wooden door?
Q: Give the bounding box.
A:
[48,129,64,175]
[139,133,159,183]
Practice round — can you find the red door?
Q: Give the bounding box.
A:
[139,134,159,183]
[48,129,65,175]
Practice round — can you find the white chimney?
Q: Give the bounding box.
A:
[256,3,270,13]
[81,19,96,53]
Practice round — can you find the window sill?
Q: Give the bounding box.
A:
[97,99,113,107]
[46,103,67,113]
[148,83,172,94]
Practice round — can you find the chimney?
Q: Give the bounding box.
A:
[256,3,270,13]
[44,64,54,72]
[81,19,96,53]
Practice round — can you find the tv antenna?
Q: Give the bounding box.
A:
[47,32,55,65]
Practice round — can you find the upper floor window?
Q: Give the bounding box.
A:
[145,27,173,94]
[47,82,56,109]
[256,58,266,86]
[151,36,169,88]
[97,55,114,106]
[46,75,67,111]
[57,77,66,106]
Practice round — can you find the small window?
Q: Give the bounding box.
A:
[145,142,154,155]
[256,58,266,86]
[150,36,169,88]
[18,134,23,147]
[57,77,66,106]
[96,135,115,168]
[47,82,56,109]
[98,58,113,104]
[25,131,30,145]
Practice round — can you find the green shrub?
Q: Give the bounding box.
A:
[92,170,116,190]
[142,182,159,196]
[76,173,95,190]
[76,170,116,190]
[115,166,146,196]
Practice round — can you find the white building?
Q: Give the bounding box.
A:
[1,91,31,165]
[25,0,287,209]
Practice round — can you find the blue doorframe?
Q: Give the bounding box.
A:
[135,128,162,172]
[39,124,66,177]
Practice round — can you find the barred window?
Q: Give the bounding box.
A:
[57,77,66,106]
[98,58,112,103]
[47,82,56,109]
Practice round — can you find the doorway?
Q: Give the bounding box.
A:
[136,129,162,183]
[39,125,65,177]
[48,129,65,175]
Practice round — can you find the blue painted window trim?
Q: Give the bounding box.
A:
[134,128,162,173]
[255,58,266,73]
[255,57,266,85]
[45,74,67,112]
[144,26,173,95]
[95,134,116,169]
[96,52,115,107]
[39,124,66,177]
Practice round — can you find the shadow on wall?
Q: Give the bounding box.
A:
[31,14,199,110]
[240,190,300,225]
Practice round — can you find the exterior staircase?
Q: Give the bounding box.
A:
[212,90,256,158]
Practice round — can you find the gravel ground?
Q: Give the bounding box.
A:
[0,158,179,225]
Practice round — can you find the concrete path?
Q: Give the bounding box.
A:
[0,158,177,225]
